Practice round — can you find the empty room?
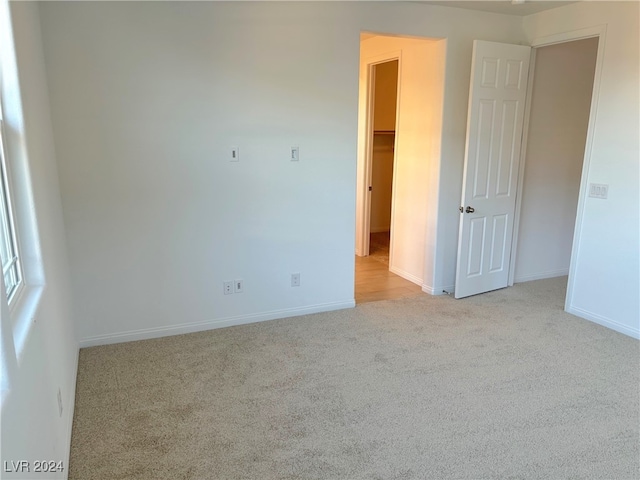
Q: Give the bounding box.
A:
[1,1,638,479]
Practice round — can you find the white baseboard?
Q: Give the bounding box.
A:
[567,305,640,340]
[514,268,568,283]
[389,266,422,286]
[79,300,356,347]
[63,346,79,480]
[422,284,455,296]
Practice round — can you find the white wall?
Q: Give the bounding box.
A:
[515,37,598,283]
[39,1,524,344]
[41,1,361,344]
[524,2,640,337]
[0,2,77,478]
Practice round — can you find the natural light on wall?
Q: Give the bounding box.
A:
[0,0,45,402]
[0,101,23,304]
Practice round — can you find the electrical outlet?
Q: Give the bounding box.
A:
[230,147,240,162]
[290,146,299,162]
[57,387,63,417]
[291,273,300,287]
[223,281,233,295]
[234,279,243,293]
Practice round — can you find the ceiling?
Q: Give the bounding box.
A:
[418,1,578,16]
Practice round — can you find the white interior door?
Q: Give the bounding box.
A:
[455,40,531,299]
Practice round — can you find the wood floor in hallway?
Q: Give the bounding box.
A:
[355,232,423,304]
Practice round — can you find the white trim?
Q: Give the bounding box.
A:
[530,25,605,48]
[567,306,640,340]
[554,26,607,314]
[508,47,537,287]
[63,346,80,477]
[79,300,356,347]
[388,55,402,269]
[362,61,375,257]
[389,265,422,286]
[514,268,569,284]
[421,284,454,296]
[0,115,25,305]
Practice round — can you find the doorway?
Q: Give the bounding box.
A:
[513,37,599,287]
[453,35,601,300]
[355,33,446,302]
[355,33,446,303]
[368,59,398,266]
[355,56,422,304]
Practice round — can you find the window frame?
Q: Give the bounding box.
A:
[0,0,46,360]
[0,111,24,306]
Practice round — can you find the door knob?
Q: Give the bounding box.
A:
[465,206,475,213]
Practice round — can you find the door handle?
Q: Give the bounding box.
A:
[465,206,475,213]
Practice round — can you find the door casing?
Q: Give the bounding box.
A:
[356,50,402,259]
[508,25,607,315]
[455,27,606,299]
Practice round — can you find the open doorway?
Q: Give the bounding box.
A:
[355,57,421,304]
[512,37,599,290]
[368,60,398,266]
[355,33,446,303]
[453,35,600,301]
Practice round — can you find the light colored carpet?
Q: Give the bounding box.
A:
[70,277,639,479]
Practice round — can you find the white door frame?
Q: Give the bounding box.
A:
[507,25,607,314]
[356,50,402,258]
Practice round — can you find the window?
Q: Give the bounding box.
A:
[0,107,22,303]
[0,0,45,361]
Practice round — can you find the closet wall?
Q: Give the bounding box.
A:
[514,37,598,282]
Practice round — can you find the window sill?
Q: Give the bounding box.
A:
[10,284,44,361]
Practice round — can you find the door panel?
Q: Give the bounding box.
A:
[455,41,531,299]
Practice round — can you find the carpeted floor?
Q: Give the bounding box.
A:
[69,277,640,479]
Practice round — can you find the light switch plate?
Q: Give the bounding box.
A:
[589,183,608,199]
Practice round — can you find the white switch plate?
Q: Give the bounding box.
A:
[290,146,299,162]
[589,183,608,199]
[223,281,233,295]
[230,147,240,162]
[234,279,243,294]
